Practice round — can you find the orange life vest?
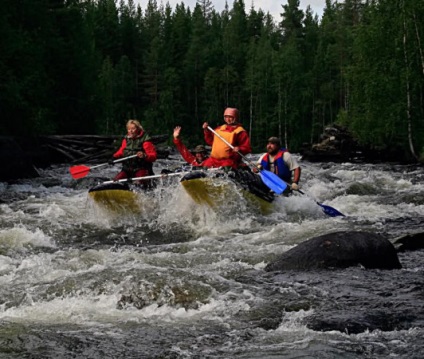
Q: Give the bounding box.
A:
[210,125,245,159]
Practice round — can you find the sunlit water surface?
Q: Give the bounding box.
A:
[0,158,423,358]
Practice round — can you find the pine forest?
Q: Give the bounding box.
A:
[1,0,424,161]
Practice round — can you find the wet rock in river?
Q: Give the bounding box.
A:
[392,231,424,252]
[307,307,417,334]
[117,280,211,310]
[265,231,402,271]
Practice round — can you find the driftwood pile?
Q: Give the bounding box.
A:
[40,134,170,164]
[0,134,171,182]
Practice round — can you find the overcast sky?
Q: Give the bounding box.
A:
[134,0,325,21]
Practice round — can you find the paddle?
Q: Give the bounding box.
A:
[101,168,221,184]
[290,186,345,217]
[206,126,287,194]
[69,154,138,179]
[316,201,345,217]
[207,126,344,215]
[101,171,189,184]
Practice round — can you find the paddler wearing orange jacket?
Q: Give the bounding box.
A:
[202,107,251,169]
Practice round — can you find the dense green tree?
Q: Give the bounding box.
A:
[50,2,100,134]
[184,4,213,127]
[1,0,423,161]
[302,6,321,144]
[94,0,120,63]
[276,0,307,150]
[197,0,214,20]
[97,57,116,133]
[166,4,192,131]
[221,0,248,108]
[0,0,52,135]
[201,11,225,128]
[347,0,424,160]
[244,10,279,149]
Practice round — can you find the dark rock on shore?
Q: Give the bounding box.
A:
[0,136,40,182]
[300,123,416,163]
[265,231,402,271]
[300,124,360,162]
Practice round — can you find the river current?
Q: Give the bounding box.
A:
[0,156,423,358]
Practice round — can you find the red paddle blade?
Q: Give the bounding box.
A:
[69,165,90,179]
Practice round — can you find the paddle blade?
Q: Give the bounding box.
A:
[259,170,287,194]
[69,165,90,179]
[317,202,345,217]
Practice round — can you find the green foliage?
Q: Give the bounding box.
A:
[346,0,424,157]
[0,0,423,162]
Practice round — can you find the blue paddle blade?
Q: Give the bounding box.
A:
[259,170,287,194]
[317,202,345,217]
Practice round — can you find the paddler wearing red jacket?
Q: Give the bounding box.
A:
[173,126,208,166]
[111,119,157,186]
[202,107,251,169]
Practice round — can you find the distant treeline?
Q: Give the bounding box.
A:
[1,0,423,160]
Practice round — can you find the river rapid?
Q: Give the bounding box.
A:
[0,157,423,358]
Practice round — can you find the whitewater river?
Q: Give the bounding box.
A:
[0,156,423,358]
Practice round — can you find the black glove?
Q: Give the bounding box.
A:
[108,158,115,165]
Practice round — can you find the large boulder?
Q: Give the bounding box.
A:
[265,231,402,271]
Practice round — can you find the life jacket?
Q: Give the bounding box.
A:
[122,131,153,174]
[210,125,245,160]
[260,149,291,182]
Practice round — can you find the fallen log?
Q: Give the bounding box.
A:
[40,134,170,164]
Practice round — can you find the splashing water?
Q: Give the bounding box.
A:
[0,159,423,358]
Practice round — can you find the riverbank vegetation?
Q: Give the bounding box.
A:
[1,0,423,161]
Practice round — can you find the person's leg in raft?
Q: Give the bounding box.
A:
[134,169,155,190]
[113,171,129,181]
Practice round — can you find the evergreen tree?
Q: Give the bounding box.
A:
[0,0,422,160]
[348,0,424,160]
[245,9,279,149]
[303,6,321,144]
[141,0,165,130]
[222,0,248,108]
[184,4,211,127]
[97,57,116,133]
[0,0,54,135]
[94,0,120,64]
[277,0,306,149]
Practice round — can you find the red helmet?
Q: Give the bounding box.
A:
[223,107,239,120]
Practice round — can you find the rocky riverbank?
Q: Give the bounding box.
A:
[299,124,419,163]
